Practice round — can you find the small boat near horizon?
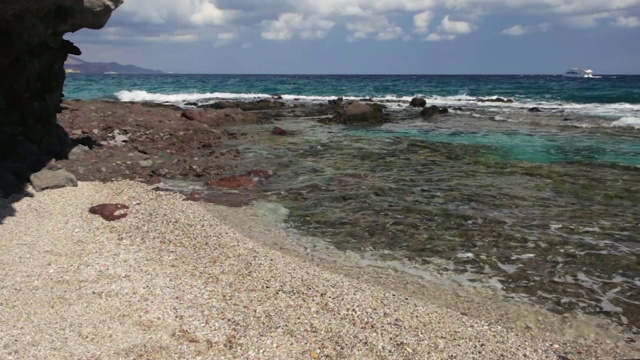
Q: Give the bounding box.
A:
[562,68,601,78]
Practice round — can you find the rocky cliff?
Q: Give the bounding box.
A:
[0,0,123,197]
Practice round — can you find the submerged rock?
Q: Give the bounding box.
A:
[271,127,290,136]
[205,169,273,189]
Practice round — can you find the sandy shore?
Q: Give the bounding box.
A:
[0,181,637,359]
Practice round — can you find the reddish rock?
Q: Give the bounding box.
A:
[205,174,256,189]
[205,169,273,189]
[246,169,273,179]
[181,109,209,123]
[271,126,289,136]
[183,190,203,202]
[148,177,162,185]
[89,203,129,221]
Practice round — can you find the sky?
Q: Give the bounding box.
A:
[67,0,640,74]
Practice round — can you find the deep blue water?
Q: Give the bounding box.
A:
[64,74,640,105]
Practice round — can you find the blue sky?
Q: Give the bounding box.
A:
[67,0,640,74]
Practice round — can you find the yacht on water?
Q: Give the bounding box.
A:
[562,68,601,78]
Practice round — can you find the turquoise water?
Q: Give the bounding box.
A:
[352,129,640,166]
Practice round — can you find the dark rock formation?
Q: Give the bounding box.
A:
[420,105,449,118]
[320,100,388,124]
[528,107,542,112]
[420,105,440,118]
[0,0,123,197]
[477,97,514,103]
[200,99,285,111]
[410,97,427,107]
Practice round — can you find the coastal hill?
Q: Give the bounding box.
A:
[64,56,163,74]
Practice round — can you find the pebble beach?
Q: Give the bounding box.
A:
[1,181,638,359]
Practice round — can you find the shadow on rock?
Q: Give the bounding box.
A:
[0,128,74,222]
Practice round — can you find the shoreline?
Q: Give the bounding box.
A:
[1,181,638,359]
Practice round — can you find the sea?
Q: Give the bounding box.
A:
[64,74,640,332]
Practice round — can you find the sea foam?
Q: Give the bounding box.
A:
[610,116,640,129]
[114,90,272,103]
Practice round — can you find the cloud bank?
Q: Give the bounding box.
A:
[72,0,640,46]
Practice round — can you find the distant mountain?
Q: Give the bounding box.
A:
[64,56,163,74]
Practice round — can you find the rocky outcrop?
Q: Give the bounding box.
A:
[321,100,388,124]
[0,0,123,197]
[200,100,286,111]
[410,97,427,107]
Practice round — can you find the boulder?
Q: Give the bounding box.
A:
[420,105,441,118]
[30,165,78,192]
[322,101,388,124]
[528,107,542,112]
[410,98,427,107]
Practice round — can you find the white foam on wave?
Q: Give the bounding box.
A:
[115,90,272,103]
[610,116,640,129]
[113,89,640,120]
[561,102,640,119]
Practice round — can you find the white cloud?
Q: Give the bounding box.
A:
[501,23,551,35]
[413,11,433,33]
[261,13,334,40]
[377,26,407,40]
[191,3,228,26]
[565,12,614,28]
[426,33,456,41]
[217,32,237,41]
[346,16,407,41]
[612,16,640,28]
[422,14,474,41]
[501,24,525,36]
[439,15,474,34]
[73,0,640,46]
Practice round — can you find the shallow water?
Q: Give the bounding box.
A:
[151,99,640,335]
[194,106,640,334]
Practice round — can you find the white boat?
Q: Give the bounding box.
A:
[562,68,600,78]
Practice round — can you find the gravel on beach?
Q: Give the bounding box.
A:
[0,181,637,359]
